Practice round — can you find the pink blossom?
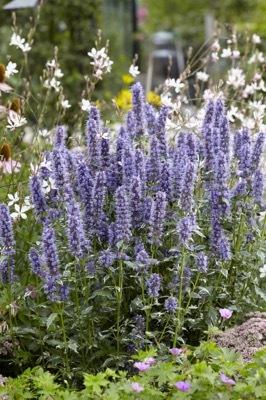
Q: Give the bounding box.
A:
[170,348,182,356]
[132,382,144,392]
[0,159,21,174]
[133,362,150,372]
[174,381,190,391]
[219,308,233,319]
[143,357,155,366]
[220,373,235,385]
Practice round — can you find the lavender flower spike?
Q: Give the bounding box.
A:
[30,175,47,216]
[0,204,15,255]
[148,191,167,246]
[42,225,61,278]
[146,273,162,298]
[115,185,132,243]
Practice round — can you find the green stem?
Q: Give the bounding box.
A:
[173,246,186,348]
[183,272,201,316]
[58,303,70,375]
[116,258,124,355]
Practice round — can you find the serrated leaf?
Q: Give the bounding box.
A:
[68,341,78,353]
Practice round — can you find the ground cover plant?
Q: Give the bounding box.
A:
[0,7,266,398]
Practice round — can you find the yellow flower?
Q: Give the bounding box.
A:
[148,91,162,107]
[114,89,132,110]
[122,74,134,85]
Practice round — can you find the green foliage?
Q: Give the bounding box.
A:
[1,344,266,399]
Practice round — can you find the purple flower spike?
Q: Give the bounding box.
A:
[132,382,144,392]
[220,373,235,385]
[174,381,190,391]
[219,308,233,319]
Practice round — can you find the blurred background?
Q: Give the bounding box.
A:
[0,0,265,121]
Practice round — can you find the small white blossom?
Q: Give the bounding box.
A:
[61,100,71,109]
[248,52,265,64]
[6,111,27,130]
[164,78,176,88]
[5,62,18,78]
[242,84,255,98]
[20,42,31,53]
[54,68,64,78]
[38,129,50,138]
[211,52,219,62]
[196,71,209,82]
[10,204,29,220]
[129,64,140,78]
[221,47,232,58]
[174,79,185,94]
[227,68,245,89]
[211,40,220,52]
[10,33,25,48]
[47,59,56,68]
[259,265,266,278]
[7,192,19,206]
[42,177,56,194]
[81,99,91,112]
[252,34,261,44]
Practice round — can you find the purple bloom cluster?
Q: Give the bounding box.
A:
[146,273,161,298]
[0,204,15,255]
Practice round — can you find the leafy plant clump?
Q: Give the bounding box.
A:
[1,342,266,399]
[0,81,265,385]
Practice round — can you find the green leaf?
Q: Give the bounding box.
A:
[68,341,79,353]
[83,372,110,395]
[46,313,58,329]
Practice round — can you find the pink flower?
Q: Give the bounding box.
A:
[143,357,155,366]
[174,381,190,391]
[132,382,144,392]
[220,373,235,385]
[219,308,233,319]
[133,362,150,372]
[170,348,182,356]
[0,159,21,174]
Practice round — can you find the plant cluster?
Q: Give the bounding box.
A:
[1,342,266,399]
[0,81,265,385]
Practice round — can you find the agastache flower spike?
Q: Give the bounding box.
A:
[130,176,144,229]
[186,131,199,164]
[91,171,107,239]
[179,160,197,211]
[52,148,67,190]
[29,247,43,276]
[122,141,135,186]
[251,131,265,171]
[144,103,157,135]
[131,82,145,136]
[146,135,162,187]
[126,110,136,138]
[66,187,90,258]
[30,175,47,216]
[148,191,167,246]
[178,216,193,246]
[252,170,264,203]
[77,159,94,227]
[134,147,146,190]
[54,125,67,149]
[146,273,161,297]
[115,185,132,243]
[156,105,169,158]
[0,204,15,255]
[42,225,61,278]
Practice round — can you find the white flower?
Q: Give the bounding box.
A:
[10,33,25,48]
[248,52,265,64]
[38,129,50,138]
[252,34,261,44]
[61,100,71,109]
[81,99,91,112]
[44,77,61,92]
[6,111,27,130]
[47,59,56,68]
[211,52,219,62]
[174,79,185,94]
[129,64,140,78]
[211,40,220,52]
[88,47,113,76]
[226,68,245,89]
[249,100,266,113]
[5,62,18,78]
[20,42,31,53]
[7,192,19,206]
[221,47,232,58]
[259,265,266,278]
[242,84,255,98]
[10,204,29,220]
[54,68,64,78]
[164,78,176,88]
[196,71,209,82]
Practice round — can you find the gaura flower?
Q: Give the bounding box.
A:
[6,110,27,130]
[0,143,21,174]
[219,308,233,319]
[0,64,13,93]
[10,204,29,220]
[129,64,140,78]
